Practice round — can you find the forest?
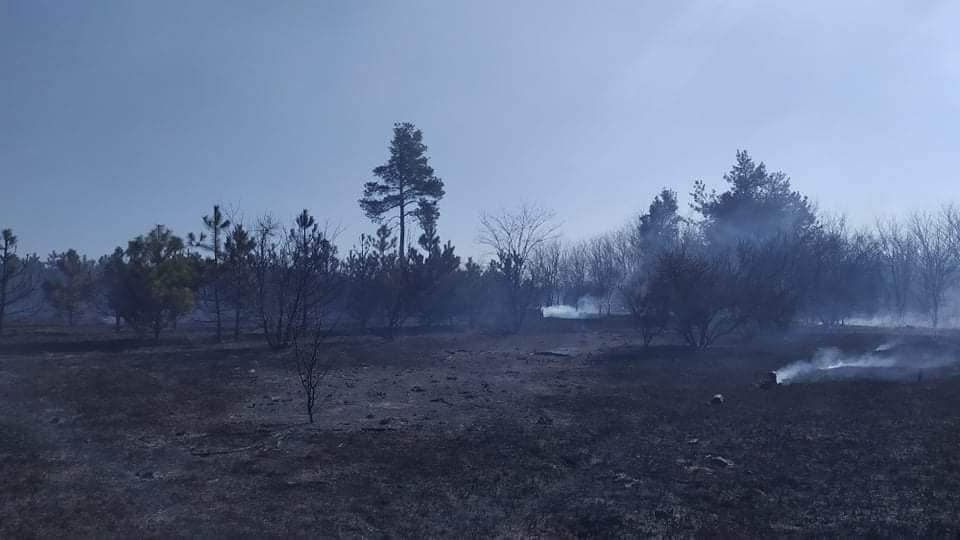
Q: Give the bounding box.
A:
[3,123,959,346]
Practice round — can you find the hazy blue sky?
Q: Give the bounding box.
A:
[2,1,958,259]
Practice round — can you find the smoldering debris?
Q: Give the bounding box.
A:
[775,341,960,384]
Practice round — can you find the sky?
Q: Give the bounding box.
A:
[1,0,958,260]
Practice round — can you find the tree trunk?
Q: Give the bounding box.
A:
[214,286,222,342]
[398,199,405,263]
[234,304,241,340]
[214,229,222,342]
[0,274,7,336]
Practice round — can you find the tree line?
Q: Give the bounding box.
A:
[3,129,960,350]
[530,151,960,347]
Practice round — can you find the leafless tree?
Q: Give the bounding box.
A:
[478,204,559,267]
[657,246,739,349]
[528,239,563,306]
[587,234,622,314]
[734,234,810,332]
[608,227,639,280]
[478,204,559,332]
[290,324,338,424]
[876,216,917,319]
[909,209,958,327]
[620,269,669,346]
[0,229,38,335]
[560,241,589,304]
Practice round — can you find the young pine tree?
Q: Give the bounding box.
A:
[190,205,232,341]
[42,249,95,326]
[125,225,198,339]
[0,229,38,335]
[223,223,256,340]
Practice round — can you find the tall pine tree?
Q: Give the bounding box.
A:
[360,123,444,262]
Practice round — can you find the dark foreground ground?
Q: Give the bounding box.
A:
[2,325,960,538]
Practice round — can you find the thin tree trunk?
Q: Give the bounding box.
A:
[0,273,7,336]
[234,304,241,340]
[398,199,405,263]
[214,286,222,341]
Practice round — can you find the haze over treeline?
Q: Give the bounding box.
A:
[6,121,960,351]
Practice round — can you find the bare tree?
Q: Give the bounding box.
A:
[291,324,337,424]
[528,239,563,306]
[0,229,38,335]
[478,204,559,332]
[735,234,810,332]
[620,270,669,346]
[876,216,917,319]
[608,227,638,282]
[560,241,590,304]
[909,210,958,327]
[657,247,739,349]
[587,234,622,314]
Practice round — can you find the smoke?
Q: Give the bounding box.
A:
[541,296,601,319]
[775,342,960,384]
[844,314,960,329]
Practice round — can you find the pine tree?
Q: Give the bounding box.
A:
[360,123,444,261]
[190,205,231,341]
[42,249,95,325]
[96,247,128,332]
[637,188,681,255]
[692,150,816,247]
[124,225,198,339]
[224,223,256,339]
[0,229,37,335]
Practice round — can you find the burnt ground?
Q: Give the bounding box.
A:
[2,325,960,538]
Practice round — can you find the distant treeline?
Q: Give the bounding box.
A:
[2,125,959,348]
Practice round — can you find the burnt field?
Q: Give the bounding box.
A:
[2,325,960,538]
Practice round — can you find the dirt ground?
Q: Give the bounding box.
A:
[2,324,960,538]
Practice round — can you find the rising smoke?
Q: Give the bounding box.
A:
[775,342,960,384]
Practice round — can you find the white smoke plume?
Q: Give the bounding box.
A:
[775,343,960,384]
[541,296,601,319]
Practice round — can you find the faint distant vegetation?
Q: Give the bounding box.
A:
[4,127,960,350]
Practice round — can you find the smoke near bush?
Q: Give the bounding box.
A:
[541,296,602,319]
[776,342,960,384]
